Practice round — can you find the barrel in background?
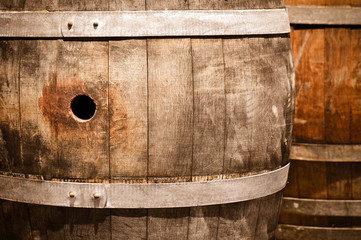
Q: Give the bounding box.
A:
[0,0,293,239]
[277,0,361,239]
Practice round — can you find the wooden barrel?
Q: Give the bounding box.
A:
[277,0,361,239]
[0,1,294,239]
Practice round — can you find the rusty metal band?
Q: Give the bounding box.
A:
[290,144,361,162]
[287,5,361,25]
[0,163,289,208]
[0,9,290,38]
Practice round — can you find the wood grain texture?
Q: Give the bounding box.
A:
[0,200,32,240]
[292,28,325,143]
[0,41,20,173]
[111,209,147,239]
[223,37,293,176]
[19,40,58,178]
[53,40,109,179]
[147,38,193,180]
[108,0,145,10]
[148,208,189,240]
[109,40,147,180]
[190,38,225,178]
[188,205,219,240]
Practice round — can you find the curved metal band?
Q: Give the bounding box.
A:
[0,9,290,38]
[0,163,289,208]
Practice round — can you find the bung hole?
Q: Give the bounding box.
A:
[70,95,96,121]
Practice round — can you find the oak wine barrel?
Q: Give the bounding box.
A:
[277,0,361,239]
[0,0,294,239]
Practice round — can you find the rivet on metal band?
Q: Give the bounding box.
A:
[0,163,289,208]
[0,9,290,38]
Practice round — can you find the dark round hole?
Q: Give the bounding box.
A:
[70,95,96,121]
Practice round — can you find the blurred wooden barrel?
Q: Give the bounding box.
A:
[277,0,361,239]
[0,0,294,239]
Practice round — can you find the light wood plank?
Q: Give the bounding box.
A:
[191,38,225,178]
[147,38,193,180]
[109,40,148,180]
[146,0,188,10]
[188,206,219,240]
[223,37,293,176]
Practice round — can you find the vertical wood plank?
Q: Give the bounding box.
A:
[109,40,148,180]
[148,208,189,240]
[254,191,283,239]
[285,0,325,4]
[147,38,193,180]
[0,41,20,173]
[0,200,32,240]
[324,28,353,143]
[217,200,259,239]
[107,1,148,239]
[190,38,225,178]
[111,209,147,239]
[188,205,219,240]
[64,208,111,240]
[350,28,361,143]
[54,41,109,179]
[147,37,193,240]
[28,204,66,240]
[223,37,292,176]
[146,1,193,237]
[292,28,325,143]
[20,40,58,178]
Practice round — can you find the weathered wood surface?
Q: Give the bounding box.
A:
[276,224,361,240]
[0,0,293,239]
[290,144,361,162]
[281,197,361,217]
[280,0,361,238]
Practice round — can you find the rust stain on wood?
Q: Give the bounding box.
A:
[38,73,90,133]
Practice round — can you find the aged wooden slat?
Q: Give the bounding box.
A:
[291,28,325,143]
[147,38,193,180]
[146,36,192,239]
[188,205,219,239]
[324,28,353,143]
[290,144,361,162]
[109,40,147,180]
[223,37,292,176]
[0,200,32,240]
[0,40,20,173]
[282,197,361,216]
[254,191,283,239]
[285,0,325,4]
[19,40,58,178]
[287,6,361,25]
[146,1,192,238]
[276,224,361,240]
[190,38,225,178]
[110,209,147,239]
[28,204,66,239]
[53,40,109,179]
